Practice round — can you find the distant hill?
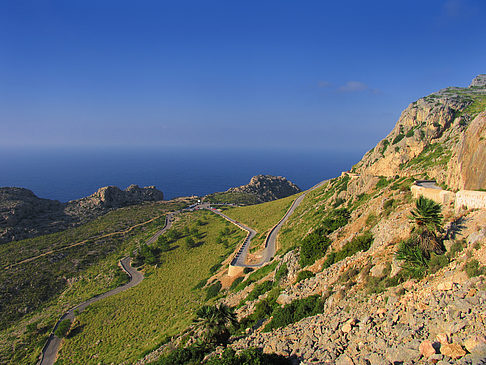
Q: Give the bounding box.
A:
[0,184,164,243]
[204,175,301,205]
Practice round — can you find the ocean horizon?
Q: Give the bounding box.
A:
[0,146,364,202]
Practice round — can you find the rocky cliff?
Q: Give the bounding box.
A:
[354,74,486,191]
[0,185,163,244]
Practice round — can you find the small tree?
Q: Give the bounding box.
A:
[185,237,196,249]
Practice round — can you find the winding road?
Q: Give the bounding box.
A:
[207,179,328,268]
[38,214,174,365]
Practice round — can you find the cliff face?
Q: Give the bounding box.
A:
[354,74,486,190]
[0,185,164,244]
[227,175,301,203]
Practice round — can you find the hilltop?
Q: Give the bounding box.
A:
[205,175,301,205]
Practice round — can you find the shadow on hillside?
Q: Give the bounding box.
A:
[67,324,85,338]
[445,217,466,240]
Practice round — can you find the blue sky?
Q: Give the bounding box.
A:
[0,0,485,153]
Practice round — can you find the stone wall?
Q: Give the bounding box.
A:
[410,185,455,206]
[411,184,486,210]
[456,190,486,210]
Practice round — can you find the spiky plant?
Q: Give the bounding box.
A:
[409,196,444,255]
[193,304,238,345]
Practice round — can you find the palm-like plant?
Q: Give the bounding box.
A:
[409,196,444,255]
[193,304,238,345]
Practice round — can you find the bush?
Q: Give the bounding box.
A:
[300,231,331,267]
[246,280,274,302]
[296,270,315,282]
[321,208,350,235]
[156,344,208,365]
[229,277,244,290]
[205,281,222,300]
[264,295,325,332]
[193,278,208,290]
[464,259,486,278]
[209,263,222,274]
[243,267,253,274]
[54,319,72,338]
[185,237,197,249]
[334,231,373,262]
[428,253,449,273]
[274,263,288,284]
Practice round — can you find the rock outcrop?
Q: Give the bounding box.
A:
[353,75,486,190]
[0,185,163,244]
[227,175,301,203]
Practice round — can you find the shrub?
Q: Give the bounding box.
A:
[334,231,373,262]
[156,344,208,365]
[245,280,274,303]
[464,259,486,278]
[296,270,315,282]
[209,262,222,274]
[264,295,325,332]
[300,232,331,267]
[243,267,253,274]
[54,319,72,338]
[205,281,222,300]
[392,133,405,145]
[274,263,288,283]
[185,237,197,249]
[428,253,449,273]
[229,277,244,290]
[193,278,208,290]
[321,208,350,235]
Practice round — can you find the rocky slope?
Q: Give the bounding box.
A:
[141,76,486,364]
[353,74,486,190]
[0,185,163,243]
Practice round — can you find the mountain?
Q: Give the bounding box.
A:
[0,184,164,243]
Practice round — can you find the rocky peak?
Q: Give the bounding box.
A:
[470,74,486,88]
[228,175,301,202]
[353,76,486,189]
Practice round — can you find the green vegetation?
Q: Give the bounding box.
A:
[205,281,222,300]
[223,194,297,253]
[323,231,373,269]
[380,139,390,155]
[233,261,279,292]
[55,210,245,364]
[207,347,292,365]
[241,280,274,305]
[193,304,237,345]
[54,319,72,338]
[205,191,261,206]
[299,229,331,266]
[401,142,452,170]
[296,270,315,282]
[274,263,288,283]
[263,294,325,332]
[464,259,486,278]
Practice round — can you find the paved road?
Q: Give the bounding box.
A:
[414,180,441,189]
[38,214,173,365]
[207,179,329,268]
[207,208,257,266]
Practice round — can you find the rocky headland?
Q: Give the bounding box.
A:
[0,184,164,244]
[206,175,301,205]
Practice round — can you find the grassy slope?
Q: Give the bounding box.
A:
[222,194,298,251]
[55,210,245,364]
[0,200,187,365]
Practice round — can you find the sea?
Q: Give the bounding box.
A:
[0,146,364,202]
